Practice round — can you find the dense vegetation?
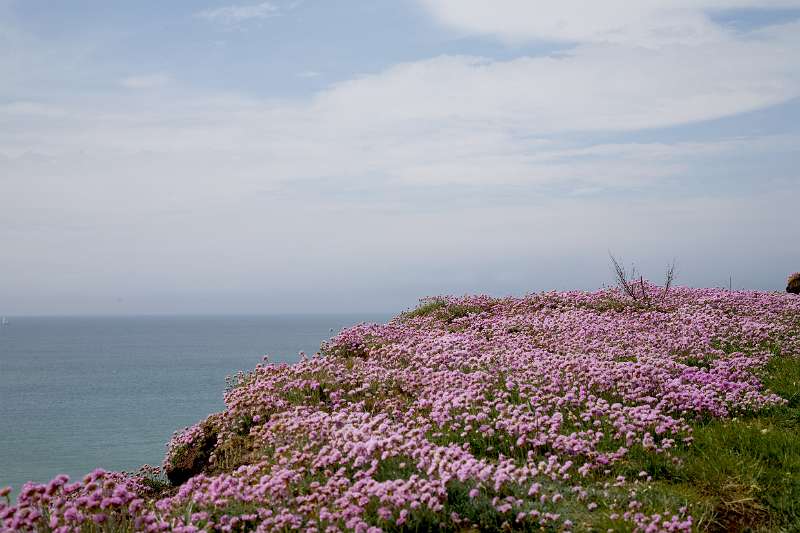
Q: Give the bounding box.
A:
[2,285,799,532]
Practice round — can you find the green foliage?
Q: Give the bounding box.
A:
[617,445,681,481]
[616,354,800,532]
[585,297,631,313]
[402,298,449,319]
[401,298,487,324]
[762,355,800,408]
[208,433,255,475]
[438,481,516,531]
[672,412,800,531]
[373,455,417,482]
[682,355,712,369]
[138,473,171,498]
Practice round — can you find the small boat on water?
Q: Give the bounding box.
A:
[1,317,8,326]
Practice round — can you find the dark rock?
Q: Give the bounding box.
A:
[788,273,800,294]
[164,418,219,486]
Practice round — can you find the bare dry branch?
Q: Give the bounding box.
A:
[609,253,639,302]
[609,253,677,309]
[659,260,676,302]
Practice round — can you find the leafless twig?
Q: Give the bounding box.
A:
[609,253,677,309]
[660,260,676,301]
[609,253,639,302]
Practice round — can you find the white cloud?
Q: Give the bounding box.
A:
[2,20,799,187]
[417,0,800,46]
[2,2,800,312]
[120,73,171,89]
[313,25,800,135]
[196,2,280,24]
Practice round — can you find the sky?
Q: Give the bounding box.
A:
[1,0,799,315]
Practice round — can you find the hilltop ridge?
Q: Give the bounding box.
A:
[3,286,800,532]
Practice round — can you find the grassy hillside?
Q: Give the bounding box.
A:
[3,285,799,532]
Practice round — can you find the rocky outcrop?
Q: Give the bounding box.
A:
[163,416,221,486]
[788,272,800,294]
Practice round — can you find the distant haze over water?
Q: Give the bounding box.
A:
[0,314,390,497]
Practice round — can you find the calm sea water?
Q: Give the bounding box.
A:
[0,314,389,496]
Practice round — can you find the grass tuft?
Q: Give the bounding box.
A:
[401,298,487,324]
[629,354,800,531]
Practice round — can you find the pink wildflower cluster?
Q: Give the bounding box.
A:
[3,286,798,532]
[0,469,149,532]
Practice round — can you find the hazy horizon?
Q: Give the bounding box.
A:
[2,1,799,316]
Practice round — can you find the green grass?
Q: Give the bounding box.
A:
[401,298,487,324]
[401,298,449,320]
[612,353,800,532]
[763,355,800,409]
[373,455,418,482]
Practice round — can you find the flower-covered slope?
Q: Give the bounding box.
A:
[3,286,799,532]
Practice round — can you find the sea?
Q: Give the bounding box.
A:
[0,314,390,498]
